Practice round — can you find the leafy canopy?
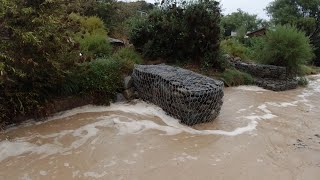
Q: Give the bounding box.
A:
[266,0,320,65]
[221,9,268,36]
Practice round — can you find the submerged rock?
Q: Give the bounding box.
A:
[123,76,133,90]
[132,64,224,126]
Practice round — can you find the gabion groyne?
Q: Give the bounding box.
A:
[132,64,224,125]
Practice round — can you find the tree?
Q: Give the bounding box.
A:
[221,9,268,36]
[266,0,320,65]
[130,0,222,67]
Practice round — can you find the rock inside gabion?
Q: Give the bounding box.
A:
[132,64,224,126]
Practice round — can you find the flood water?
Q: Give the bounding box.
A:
[1,76,320,180]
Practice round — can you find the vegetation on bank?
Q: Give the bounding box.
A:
[0,0,319,127]
[0,0,143,127]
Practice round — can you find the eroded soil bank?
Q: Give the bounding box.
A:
[1,76,320,180]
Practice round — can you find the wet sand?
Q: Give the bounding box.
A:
[1,76,320,180]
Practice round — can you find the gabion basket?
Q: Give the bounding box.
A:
[132,64,224,126]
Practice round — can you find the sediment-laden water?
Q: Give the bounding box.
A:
[1,76,320,180]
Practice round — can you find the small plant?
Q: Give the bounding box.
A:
[300,65,319,75]
[220,38,250,60]
[79,34,112,58]
[222,69,254,86]
[113,47,143,73]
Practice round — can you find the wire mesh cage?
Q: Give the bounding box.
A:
[132,64,224,126]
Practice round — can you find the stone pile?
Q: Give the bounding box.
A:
[132,64,224,125]
[231,58,287,80]
[228,56,299,91]
[116,76,137,102]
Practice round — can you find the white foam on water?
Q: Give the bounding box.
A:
[0,100,281,162]
[267,102,298,108]
[123,160,136,165]
[258,104,272,114]
[39,171,47,176]
[235,86,268,92]
[83,171,108,178]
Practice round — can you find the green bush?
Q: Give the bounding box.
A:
[300,65,320,75]
[79,34,112,58]
[0,0,81,126]
[220,38,250,60]
[81,16,107,34]
[70,14,111,58]
[113,47,143,73]
[222,69,254,86]
[245,37,265,62]
[130,0,221,67]
[62,57,124,102]
[255,25,314,75]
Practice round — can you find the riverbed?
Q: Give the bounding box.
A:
[1,76,320,180]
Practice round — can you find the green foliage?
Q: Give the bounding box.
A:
[113,47,143,73]
[266,0,320,65]
[80,16,108,35]
[79,34,112,58]
[70,14,111,58]
[221,9,268,37]
[0,0,82,125]
[130,0,221,67]
[220,38,250,60]
[62,58,123,99]
[89,0,154,38]
[300,65,320,75]
[245,37,266,61]
[254,25,314,75]
[222,69,254,86]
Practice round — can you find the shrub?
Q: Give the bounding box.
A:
[130,0,221,67]
[220,38,250,60]
[70,14,111,58]
[81,16,107,34]
[113,47,143,73]
[245,37,265,62]
[222,69,254,86]
[300,65,319,75]
[79,34,112,58]
[255,25,314,75]
[0,0,81,125]
[62,57,124,102]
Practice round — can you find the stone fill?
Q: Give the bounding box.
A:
[132,64,224,125]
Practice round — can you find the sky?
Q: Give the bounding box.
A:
[219,0,274,19]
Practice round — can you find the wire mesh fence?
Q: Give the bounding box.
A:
[132,64,224,125]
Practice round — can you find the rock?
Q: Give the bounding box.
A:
[234,57,242,62]
[132,64,224,126]
[123,76,133,89]
[115,93,126,102]
[123,88,135,100]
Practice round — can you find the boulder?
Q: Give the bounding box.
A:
[123,88,135,100]
[123,76,133,89]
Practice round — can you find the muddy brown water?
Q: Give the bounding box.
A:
[1,76,320,180]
